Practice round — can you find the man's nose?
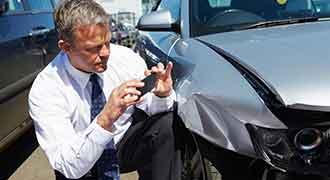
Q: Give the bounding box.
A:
[99,44,110,57]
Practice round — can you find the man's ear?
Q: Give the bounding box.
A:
[58,39,71,52]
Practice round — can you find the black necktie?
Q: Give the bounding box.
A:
[90,74,120,180]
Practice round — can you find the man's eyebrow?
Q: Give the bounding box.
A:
[85,40,110,49]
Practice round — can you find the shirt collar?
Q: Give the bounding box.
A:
[62,52,93,89]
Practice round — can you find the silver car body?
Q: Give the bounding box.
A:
[136,0,330,175]
[176,20,330,156]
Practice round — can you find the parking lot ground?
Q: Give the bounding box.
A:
[9,147,138,180]
[9,147,54,180]
[1,128,138,180]
[0,128,38,179]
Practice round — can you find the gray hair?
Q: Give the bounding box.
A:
[54,0,110,41]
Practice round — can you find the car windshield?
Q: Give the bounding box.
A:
[190,0,330,37]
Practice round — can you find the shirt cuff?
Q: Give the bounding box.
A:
[151,89,176,110]
[84,119,115,148]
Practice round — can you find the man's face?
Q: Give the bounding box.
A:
[65,23,111,73]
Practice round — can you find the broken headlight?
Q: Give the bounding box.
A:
[246,124,292,171]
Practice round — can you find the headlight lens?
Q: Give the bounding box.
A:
[246,124,292,171]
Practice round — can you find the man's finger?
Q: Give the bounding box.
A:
[127,96,143,106]
[122,94,139,105]
[165,61,173,78]
[157,62,164,70]
[123,80,144,88]
[151,66,158,73]
[144,69,151,76]
[122,87,141,97]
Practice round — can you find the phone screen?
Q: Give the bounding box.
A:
[136,73,157,97]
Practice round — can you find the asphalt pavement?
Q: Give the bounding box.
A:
[0,127,137,180]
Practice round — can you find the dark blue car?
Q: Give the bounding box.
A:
[0,0,59,152]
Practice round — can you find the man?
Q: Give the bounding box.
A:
[28,0,181,179]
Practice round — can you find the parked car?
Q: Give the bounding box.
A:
[135,0,330,179]
[110,18,138,48]
[110,18,129,45]
[0,0,58,152]
[120,22,139,48]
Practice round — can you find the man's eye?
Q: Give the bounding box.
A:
[87,46,101,53]
[86,42,109,53]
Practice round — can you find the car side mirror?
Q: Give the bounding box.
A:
[0,0,9,15]
[136,9,179,32]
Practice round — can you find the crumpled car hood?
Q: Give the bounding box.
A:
[197,21,330,108]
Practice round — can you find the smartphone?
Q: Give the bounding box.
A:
[137,73,157,97]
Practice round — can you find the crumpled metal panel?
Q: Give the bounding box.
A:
[178,92,287,157]
[172,39,287,157]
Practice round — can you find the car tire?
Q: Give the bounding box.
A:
[180,131,204,180]
[203,158,221,180]
[180,129,222,180]
[195,134,257,180]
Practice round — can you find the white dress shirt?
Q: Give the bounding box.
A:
[28,44,176,179]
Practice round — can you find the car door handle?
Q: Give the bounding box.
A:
[29,27,50,37]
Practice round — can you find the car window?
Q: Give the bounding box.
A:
[26,0,53,10]
[313,0,330,14]
[7,0,24,12]
[52,0,61,6]
[157,0,180,21]
[190,0,330,37]
[208,0,231,8]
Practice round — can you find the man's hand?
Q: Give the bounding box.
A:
[145,62,173,97]
[97,80,144,131]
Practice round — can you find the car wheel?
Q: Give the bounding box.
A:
[180,130,202,180]
[181,152,222,180]
[195,134,257,180]
[204,158,221,180]
[180,130,221,180]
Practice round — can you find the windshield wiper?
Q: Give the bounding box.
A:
[237,16,319,30]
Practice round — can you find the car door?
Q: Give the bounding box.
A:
[0,0,57,151]
[25,0,58,64]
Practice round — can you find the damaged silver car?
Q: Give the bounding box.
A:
[135,0,330,179]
